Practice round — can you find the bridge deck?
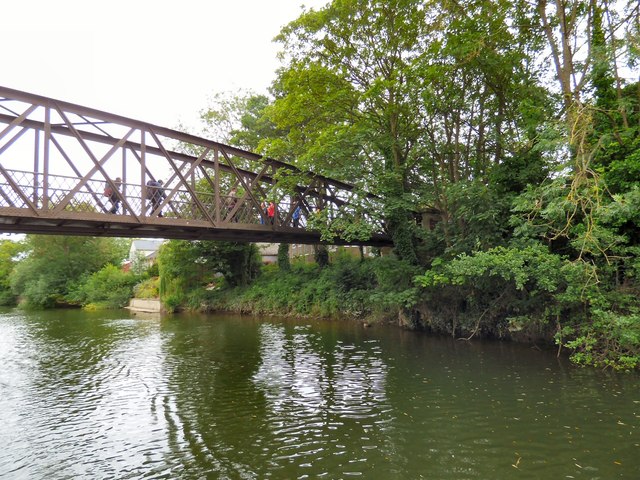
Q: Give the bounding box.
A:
[0,208,391,246]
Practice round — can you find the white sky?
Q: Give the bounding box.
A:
[2,0,326,131]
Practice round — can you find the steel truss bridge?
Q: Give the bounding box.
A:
[0,86,391,247]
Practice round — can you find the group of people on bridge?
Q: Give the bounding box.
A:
[104,178,303,227]
[104,178,165,216]
[259,201,301,227]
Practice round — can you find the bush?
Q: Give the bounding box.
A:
[68,264,141,309]
[0,289,17,307]
[163,294,184,313]
[134,277,160,299]
[415,245,568,337]
[565,310,640,370]
[196,256,420,323]
[10,235,127,309]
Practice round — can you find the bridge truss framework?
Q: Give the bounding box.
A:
[0,86,391,247]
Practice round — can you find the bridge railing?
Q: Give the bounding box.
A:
[0,169,324,228]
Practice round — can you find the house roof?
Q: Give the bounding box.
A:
[131,239,164,252]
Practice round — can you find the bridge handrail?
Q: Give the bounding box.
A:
[0,169,324,228]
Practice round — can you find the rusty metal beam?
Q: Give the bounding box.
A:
[0,211,392,246]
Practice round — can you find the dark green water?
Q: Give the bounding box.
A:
[0,308,638,479]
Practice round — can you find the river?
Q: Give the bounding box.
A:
[0,308,638,479]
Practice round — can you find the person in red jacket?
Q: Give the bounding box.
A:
[267,201,275,225]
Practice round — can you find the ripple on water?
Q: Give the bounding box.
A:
[245,323,395,477]
[2,311,639,479]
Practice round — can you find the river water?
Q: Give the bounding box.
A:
[0,308,638,479]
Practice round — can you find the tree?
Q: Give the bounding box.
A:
[67,264,142,309]
[0,239,26,305]
[196,90,257,145]
[268,0,430,262]
[534,0,638,247]
[10,235,127,308]
[267,0,548,263]
[196,91,283,153]
[158,240,260,293]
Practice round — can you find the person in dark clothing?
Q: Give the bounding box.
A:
[105,177,122,214]
[260,202,267,224]
[147,179,165,217]
[110,177,122,213]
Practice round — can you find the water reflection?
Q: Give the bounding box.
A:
[252,323,394,476]
[154,314,266,478]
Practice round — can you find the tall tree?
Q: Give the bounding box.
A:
[532,0,639,257]
[197,91,282,152]
[267,0,438,262]
[268,0,545,261]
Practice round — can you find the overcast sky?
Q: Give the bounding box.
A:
[3,0,326,131]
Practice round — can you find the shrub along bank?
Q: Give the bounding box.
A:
[198,255,420,322]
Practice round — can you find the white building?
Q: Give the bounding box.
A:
[256,243,279,264]
[127,239,164,272]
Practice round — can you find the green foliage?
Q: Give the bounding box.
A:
[201,256,419,322]
[133,277,160,299]
[601,139,640,193]
[159,274,167,297]
[0,239,26,306]
[10,235,126,309]
[564,311,640,371]
[439,181,513,257]
[368,256,421,312]
[415,240,640,369]
[268,0,436,261]
[489,150,549,196]
[416,245,567,337]
[277,244,291,271]
[68,264,141,309]
[145,261,160,279]
[417,245,564,292]
[158,240,261,308]
[266,0,556,264]
[197,91,284,153]
[313,244,329,268]
[163,293,184,314]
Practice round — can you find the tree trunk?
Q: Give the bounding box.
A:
[278,243,291,271]
[313,244,329,268]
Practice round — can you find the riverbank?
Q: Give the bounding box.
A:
[171,257,552,339]
[162,254,639,371]
[178,257,415,324]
